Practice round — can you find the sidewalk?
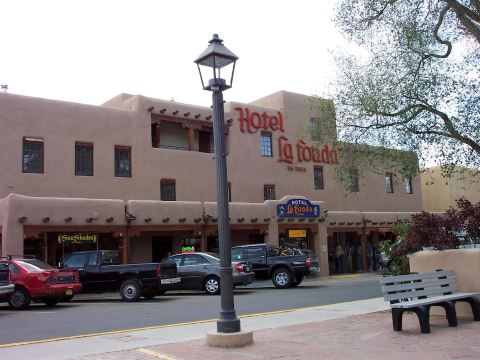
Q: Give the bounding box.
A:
[2,295,480,360]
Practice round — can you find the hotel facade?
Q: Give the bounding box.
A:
[0,90,422,276]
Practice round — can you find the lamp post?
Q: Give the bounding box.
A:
[194,34,240,333]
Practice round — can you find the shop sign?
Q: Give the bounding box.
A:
[235,107,339,166]
[288,229,307,238]
[57,233,97,244]
[277,199,320,218]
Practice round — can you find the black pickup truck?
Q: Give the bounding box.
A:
[0,262,14,296]
[59,250,180,301]
[231,243,319,289]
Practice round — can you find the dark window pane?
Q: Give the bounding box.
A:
[264,184,275,200]
[260,132,272,157]
[161,180,176,201]
[349,169,359,193]
[115,147,131,177]
[314,166,324,190]
[75,144,93,176]
[22,138,44,173]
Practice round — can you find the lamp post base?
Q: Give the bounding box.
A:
[206,330,253,348]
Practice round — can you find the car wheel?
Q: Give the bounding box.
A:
[8,287,31,310]
[44,299,60,307]
[120,279,141,302]
[272,268,293,289]
[204,276,220,295]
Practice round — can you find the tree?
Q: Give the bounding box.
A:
[327,0,480,179]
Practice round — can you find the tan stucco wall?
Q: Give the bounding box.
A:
[421,166,480,212]
[410,249,480,318]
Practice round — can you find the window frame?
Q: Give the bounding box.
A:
[75,142,94,176]
[314,166,324,190]
[263,184,276,201]
[114,146,132,178]
[260,131,273,157]
[22,137,44,174]
[160,178,176,201]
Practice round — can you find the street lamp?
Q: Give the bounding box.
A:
[194,34,240,334]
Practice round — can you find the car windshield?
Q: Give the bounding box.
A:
[17,259,55,272]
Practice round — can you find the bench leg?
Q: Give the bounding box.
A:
[435,301,457,327]
[392,308,404,331]
[412,305,430,334]
[456,297,480,321]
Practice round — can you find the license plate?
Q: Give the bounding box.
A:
[161,277,181,285]
[66,288,73,296]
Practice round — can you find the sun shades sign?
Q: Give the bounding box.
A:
[57,233,97,244]
[277,199,320,218]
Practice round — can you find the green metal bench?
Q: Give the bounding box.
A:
[380,269,480,333]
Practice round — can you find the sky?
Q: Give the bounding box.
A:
[0,0,348,108]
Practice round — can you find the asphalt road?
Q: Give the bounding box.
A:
[0,274,382,345]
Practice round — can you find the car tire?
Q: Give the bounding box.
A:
[204,276,220,295]
[272,268,293,289]
[44,299,60,307]
[8,287,31,310]
[120,279,141,302]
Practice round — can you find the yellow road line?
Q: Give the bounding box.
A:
[0,297,382,349]
[136,348,176,359]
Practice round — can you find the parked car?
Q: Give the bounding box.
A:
[0,257,82,310]
[0,262,14,297]
[160,252,254,295]
[231,243,319,289]
[59,250,180,301]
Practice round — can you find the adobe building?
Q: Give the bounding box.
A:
[0,90,422,276]
[421,166,480,212]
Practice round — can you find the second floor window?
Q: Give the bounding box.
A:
[115,146,131,177]
[264,184,276,200]
[260,132,273,157]
[75,142,93,176]
[385,172,394,193]
[404,177,413,194]
[161,179,176,201]
[349,169,359,193]
[314,166,324,190]
[22,137,44,174]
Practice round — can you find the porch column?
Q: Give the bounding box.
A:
[316,220,329,277]
[188,127,195,151]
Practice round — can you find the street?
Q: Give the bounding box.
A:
[0,274,382,345]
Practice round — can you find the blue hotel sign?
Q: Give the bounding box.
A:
[277,199,320,218]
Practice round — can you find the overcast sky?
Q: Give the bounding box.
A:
[1,0,348,108]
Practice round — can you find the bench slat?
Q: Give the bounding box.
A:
[379,270,453,284]
[384,284,458,302]
[390,292,480,308]
[381,278,455,293]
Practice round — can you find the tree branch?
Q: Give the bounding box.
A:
[445,0,480,44]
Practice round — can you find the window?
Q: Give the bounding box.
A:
[385,172,394,193]
[264,184,276,200]
[115,146,131,177]
[349,169,359,193]
[310,118,321,141]
[232,248,246,261]
[183,254,208,266]
[314,166,324,190]
[22,137,44,173]
[161,179,176,201]
[75,142,93,176]
[63,254,87,268]
[260,131,273,157]
[404,177,413,194]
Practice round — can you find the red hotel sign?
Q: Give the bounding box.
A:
[235,107,339,165]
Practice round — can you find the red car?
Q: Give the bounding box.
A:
[0,257,82,310]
